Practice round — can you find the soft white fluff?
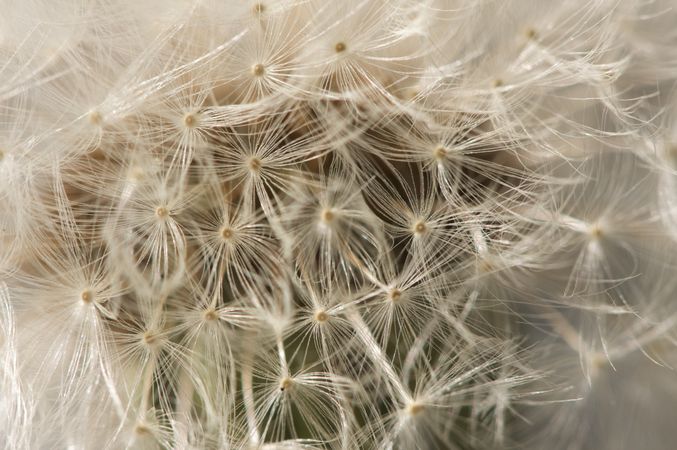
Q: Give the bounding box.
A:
[1,0,677,449]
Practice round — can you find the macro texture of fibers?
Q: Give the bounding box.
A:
[1,1,677,449]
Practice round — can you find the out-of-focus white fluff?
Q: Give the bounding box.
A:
[1,0,677,449]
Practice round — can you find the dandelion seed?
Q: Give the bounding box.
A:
[320,208,335,224]
[183,113,198,129]
[80,289,93,304]
[142,331,158,346]
[251,63,265,77]
[406,402,425,416]
[249,157,262,172]
[433,145,447,161]
[588,223,603,239]
[134,423,150,435]
[129,166,145,182]
[279,377,293,391]
[252,3,265,15]
[88,111,102,126]
[203,308,218,321]
[155,206,169,219]
[413,221,427,235]
[314,310,329,323]
[220,226,234,240]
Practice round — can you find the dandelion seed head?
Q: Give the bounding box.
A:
[433,145,447,161]
[128,166,145,181]
[320,208,335,224]
[203,308,218,321]
[79,289,93,304]
[248,156,262,172]
[406,402,425,416]
[88,110,102,126]
[314,309,329,323]
[220,226,235,240]
[414,220,428,234]
[279,377,294,391]
[142,330,163,350]
[155,206,169,219]
[252,3,265,15]
[183,113,198,129]
[251,63,266,77]
[3,2,676,448]
[134,423,150,435]
[588,223,604,239]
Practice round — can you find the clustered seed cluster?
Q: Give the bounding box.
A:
[2,1,677,449]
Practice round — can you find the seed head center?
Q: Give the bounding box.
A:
[204,308,218,321]
[589,224,603,239]
[183,113,198,128]
[252,3,265,14]
[89,111,103,126]
[80,289,93,304]
[251,63,265,77]
[155,206,169,219]
[221,226,234,240]
[143,331,158,346]
[249,157,262,171]
[434,146,447,160]
[129,166,144,181]
[414,221,427,234]
[321,208,335,224]
[280,377,294,391]
[314,310,329,323]
[407,402,425,416]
